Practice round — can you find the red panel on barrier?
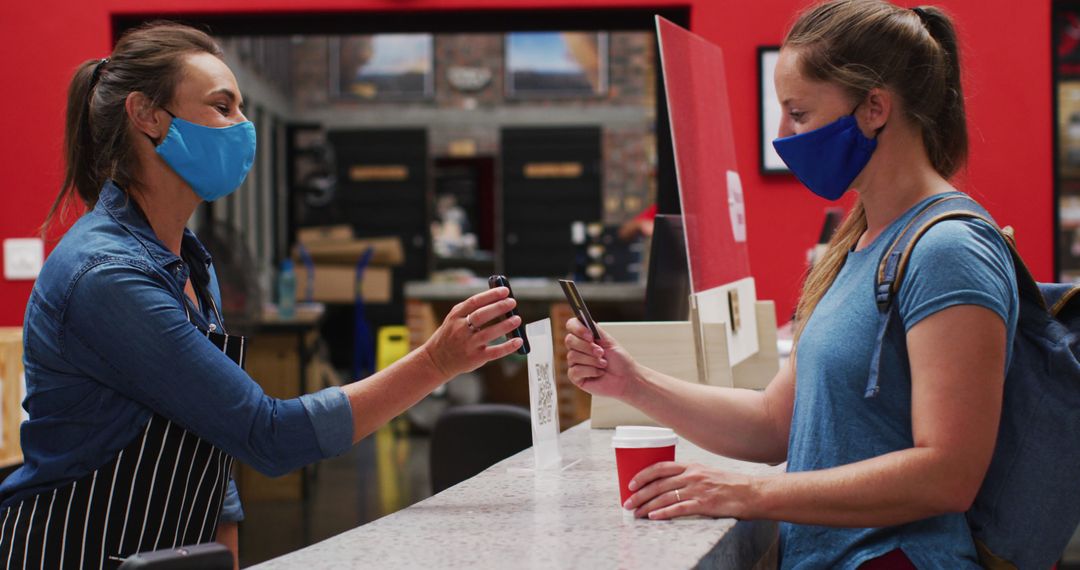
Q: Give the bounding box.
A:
[657,17,750,293]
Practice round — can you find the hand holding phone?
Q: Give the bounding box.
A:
[558,279,601,341]
[488,275,530,355]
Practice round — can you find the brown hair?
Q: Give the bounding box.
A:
[43,21,222,234]
[788,0,967,343]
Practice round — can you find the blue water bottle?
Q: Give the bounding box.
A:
[278,258,297,319]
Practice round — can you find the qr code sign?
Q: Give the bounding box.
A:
[535,362,554,426]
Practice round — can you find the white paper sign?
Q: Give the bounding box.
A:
[726,170,747,243]
[525,319,562,469]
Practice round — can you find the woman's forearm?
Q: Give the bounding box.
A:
[340,345,445,444]
[750,446,974,527]
[623,367,788,464]
[338,286,524,444]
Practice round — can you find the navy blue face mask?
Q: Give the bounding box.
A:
[772,110,880,201]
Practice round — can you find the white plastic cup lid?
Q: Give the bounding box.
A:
[612,425,678,448]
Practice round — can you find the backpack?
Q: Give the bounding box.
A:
[868,193,1080,570]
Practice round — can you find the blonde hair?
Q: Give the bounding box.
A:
[788,0,967,344]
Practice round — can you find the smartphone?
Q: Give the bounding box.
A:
[558,279,602,341]
[488,275,530,355]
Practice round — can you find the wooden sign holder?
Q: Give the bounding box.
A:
[589,295,779,428]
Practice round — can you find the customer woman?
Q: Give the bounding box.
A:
[566,1,1017,568]
[0,22,524,568]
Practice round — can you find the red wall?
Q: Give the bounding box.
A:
[0,0,1052,326]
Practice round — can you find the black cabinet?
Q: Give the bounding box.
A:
[500,127,603,277]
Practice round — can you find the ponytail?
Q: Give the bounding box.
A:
[913,5,968,179]
[42,59,102,236]
[41,22,223,237]
[794,203,867,344]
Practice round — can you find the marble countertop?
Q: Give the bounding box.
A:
[252,422,783,569]
[405,279,645,303]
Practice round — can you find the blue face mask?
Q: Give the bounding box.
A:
[154,110,257,202]
[772,113,878,201]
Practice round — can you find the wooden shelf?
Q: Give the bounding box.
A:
[0,456,22,470]
[0,329,24,469]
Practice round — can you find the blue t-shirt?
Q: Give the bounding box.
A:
[782,192,1019,569]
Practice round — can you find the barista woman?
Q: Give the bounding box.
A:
[0,22,523,568]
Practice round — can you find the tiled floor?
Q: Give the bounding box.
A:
[1067,525,1080,567]
[238,430,432,568]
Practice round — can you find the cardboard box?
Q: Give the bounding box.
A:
[296,225,404,266]
[589,322,723,429]
[294,237,404,267]
[294,264,392,304]
[297,225,353,244]
[589,303,782,428]
[0,328,24,467]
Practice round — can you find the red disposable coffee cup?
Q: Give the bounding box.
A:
[612,426,678,505]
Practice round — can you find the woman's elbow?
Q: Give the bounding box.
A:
[241,432,315,476]
[257,464,296,478]
[940,488,978,514]
[238,397,327,477]
[239,432,309,478]
[933,472,985,514]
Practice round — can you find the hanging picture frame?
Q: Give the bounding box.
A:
[329,34,435,101]
[505,32,609,99]
[758,46,789,174]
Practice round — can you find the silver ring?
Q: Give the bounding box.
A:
[465,313,478,333]
[675,489,682,502]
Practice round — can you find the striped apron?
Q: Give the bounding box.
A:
[0,293,246,569]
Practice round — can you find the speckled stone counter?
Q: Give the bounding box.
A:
[252,422,784,569]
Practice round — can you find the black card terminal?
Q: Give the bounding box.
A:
[488,275,530,355]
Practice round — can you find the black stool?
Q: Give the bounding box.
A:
[429,404,532,494]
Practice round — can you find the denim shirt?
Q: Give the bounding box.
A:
[0,181,355,522]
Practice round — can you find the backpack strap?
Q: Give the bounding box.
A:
[866,194,1040,398]
[1039,281,1080,319]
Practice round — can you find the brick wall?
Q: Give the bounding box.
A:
[289,32,652,109]
[604,127,656,224]
[219,30,656,224]
[435,34,504,110]
[285,31,656,225]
